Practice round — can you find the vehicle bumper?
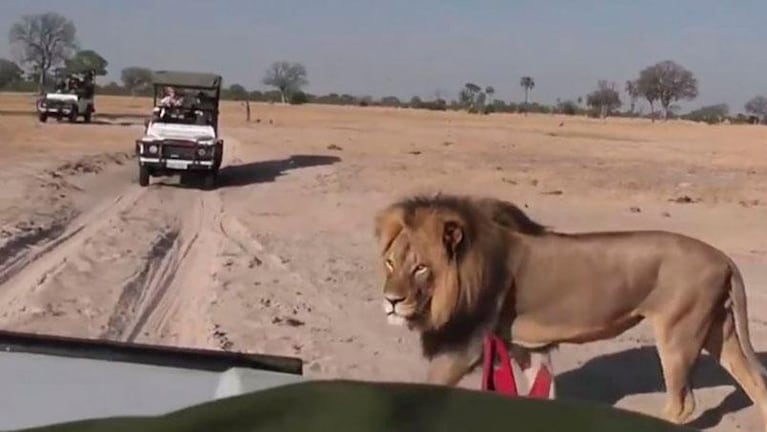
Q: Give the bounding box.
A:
[138,157,215,171]
[38,106,74,115]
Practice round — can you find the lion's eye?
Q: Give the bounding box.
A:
[413,264,429,276]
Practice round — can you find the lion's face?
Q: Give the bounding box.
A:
[381,229,440,327]
[375,205,465,330]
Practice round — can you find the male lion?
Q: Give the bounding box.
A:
[373,193,767,429]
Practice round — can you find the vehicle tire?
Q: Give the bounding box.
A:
[178,172,191,186]
[38,113,47,123]
[202,172,217,190]
[214,144,223,170]
[68,105,78,123]
[138,165,150,187]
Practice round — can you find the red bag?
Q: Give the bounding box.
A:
[481,334,554,399]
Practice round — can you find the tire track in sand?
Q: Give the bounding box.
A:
[113,190,222,346]
[100,228,180,340]
[110,135,252,347]
[0,134,298,351]
[0,186,146,316]
[119,134,330,349]
[0,184,192,336]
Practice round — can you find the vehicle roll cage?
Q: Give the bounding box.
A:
[150,70,223,133]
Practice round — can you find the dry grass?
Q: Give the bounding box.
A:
[1,92,765,204]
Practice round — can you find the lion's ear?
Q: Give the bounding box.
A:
[374,205,404,253]
[442,219,464,258]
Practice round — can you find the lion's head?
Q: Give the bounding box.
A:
[373,194,541,333]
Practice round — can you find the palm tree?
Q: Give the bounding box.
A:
[520,76,535,105]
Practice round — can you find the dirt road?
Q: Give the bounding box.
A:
[1,95,766,431]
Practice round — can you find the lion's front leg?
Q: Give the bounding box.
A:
[426,353,476,386]
[426,341,482,386]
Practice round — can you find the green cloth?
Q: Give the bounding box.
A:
[16,380,699,432]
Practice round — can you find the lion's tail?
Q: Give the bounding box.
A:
[727,255,767,377]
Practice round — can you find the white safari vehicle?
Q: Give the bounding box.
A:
[134,70,224,189]
[36,72,95,123]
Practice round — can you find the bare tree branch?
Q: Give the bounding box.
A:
[8,12,77,91]
[262,61,308,104]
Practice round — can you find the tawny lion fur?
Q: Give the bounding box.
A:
[374,193,767,429]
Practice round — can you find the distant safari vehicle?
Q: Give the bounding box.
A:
[36,71,96,123]
[134,70,224,190]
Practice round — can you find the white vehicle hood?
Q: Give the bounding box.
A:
[44,93,78,103]
[145,122,216,143]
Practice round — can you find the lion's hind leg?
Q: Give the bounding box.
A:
[704,309,767,431]
[652,314,712,425]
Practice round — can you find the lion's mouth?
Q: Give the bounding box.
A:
[386,313,408,326]
[383,299,416,326]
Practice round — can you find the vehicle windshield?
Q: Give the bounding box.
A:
[53,73,94,98]
[153,87,214,126]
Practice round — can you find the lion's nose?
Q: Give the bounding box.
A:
[385,294,406,306]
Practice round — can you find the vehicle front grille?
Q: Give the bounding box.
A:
[44,101,69,109]
[161,144,197,160]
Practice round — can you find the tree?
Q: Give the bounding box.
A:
[636,60,698,120]
[685,103,729,124]
[520,76,535,104]
[290,91,309,105]
[99,81,126,96]
[262,61,308,104]
[458,85,473,107]
[8,12,77,91]
[586,80,621,118]
[459,82,486,113]
[557,99,579,116]
[492,99,514,113]
[227,83,248,100]
[625,80,640,114]
[65,49,108,75]
[380,96,402,107]
[485,86,495,106]
[409,96,423,108]
[0,58,23,88]
[636,71,659,120]
[120,66,152,96]
[744,96,767,123]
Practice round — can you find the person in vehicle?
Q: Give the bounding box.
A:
[159,86,183,107]
[54,78,66,93]
[67,76,79,93]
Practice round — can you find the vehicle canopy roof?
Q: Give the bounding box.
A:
[151,70,223,91]
[150,70,223,129]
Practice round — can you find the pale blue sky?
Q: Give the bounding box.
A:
[2,0,765,112]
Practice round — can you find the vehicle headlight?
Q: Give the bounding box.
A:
[197,147,207,157]
[149,145,158,154]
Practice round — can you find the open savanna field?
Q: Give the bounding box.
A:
[1,92,766,431]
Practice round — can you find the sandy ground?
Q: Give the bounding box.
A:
[1,92,767,430]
